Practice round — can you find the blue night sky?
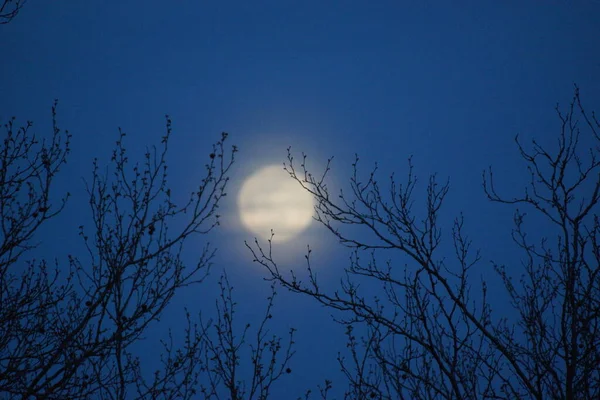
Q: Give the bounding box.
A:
[2,1,600,398]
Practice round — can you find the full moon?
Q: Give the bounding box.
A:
[238,165,314,242]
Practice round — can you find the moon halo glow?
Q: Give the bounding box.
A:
[238,165,314,243]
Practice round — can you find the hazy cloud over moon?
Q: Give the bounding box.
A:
[238,165,314,242]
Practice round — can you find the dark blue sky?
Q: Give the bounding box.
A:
[2,1,600,397]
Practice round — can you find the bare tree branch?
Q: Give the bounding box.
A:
[250,87,600,399]
[0,106,243,399]
[0,0,25,24]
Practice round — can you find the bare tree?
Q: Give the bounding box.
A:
[198,272,296,400]
[0,0,25,24]
[249,87,600,399]
[0,103,244,399]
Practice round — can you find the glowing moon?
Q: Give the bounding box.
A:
[238,165,314,242]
